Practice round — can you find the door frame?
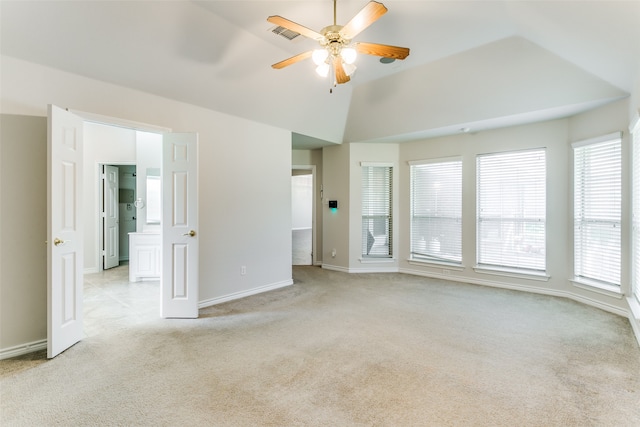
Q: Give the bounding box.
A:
[73,110,169,275]
[97,162,137,273]
[292,165,316,265]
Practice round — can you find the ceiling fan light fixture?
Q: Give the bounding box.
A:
[316,62,330,77]
[312,49,329,65]
[268,1,410,87]
[340,47,357,64]
[343,62,357,76]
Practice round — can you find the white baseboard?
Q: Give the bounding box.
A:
[399,267,629,318]
[349,266,400,273]
[0,339,47,360]
[321,264,350,273]
[627,297,640,347]
[84,267,99,274]
[198,279,294,309]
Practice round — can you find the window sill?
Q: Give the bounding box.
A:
[473,265,550,282]
[408,259,465,271]
[359,257,396,264]
[571,278,623,299]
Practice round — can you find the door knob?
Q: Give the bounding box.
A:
[53,238,64,246]
[182,230,196,237]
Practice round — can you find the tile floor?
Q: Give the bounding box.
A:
[292,228,312,265]
[83,263,159,337]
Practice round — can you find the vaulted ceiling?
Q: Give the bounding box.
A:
[1,1,638,148]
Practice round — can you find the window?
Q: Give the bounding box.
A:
[361,164,392,258]
[632,123,640,300]
[410,158,462,264]
[477,149,546,272]
[573,133,622,287]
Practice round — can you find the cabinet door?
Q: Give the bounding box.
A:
[136,245,158,277]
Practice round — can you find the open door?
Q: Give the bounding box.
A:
[47,105,84,358]
[103,165,119,269]
[161,132,199,318]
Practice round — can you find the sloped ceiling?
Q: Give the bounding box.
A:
[1,1,638,149]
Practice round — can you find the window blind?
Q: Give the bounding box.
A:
[361,165,392,257]
[573,134,621,286]
[410,159,462,263]
[477,149,546,271]
[632,124,640,300]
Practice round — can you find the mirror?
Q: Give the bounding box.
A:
[146,168,161,224]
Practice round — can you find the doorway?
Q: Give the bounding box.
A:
[292,167,315,265]
[49,106,200,357]
[101,164,137,270]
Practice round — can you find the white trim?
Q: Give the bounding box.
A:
[349,266,399,273]
[398,268,629,318]
[571,278,623,299]
[321,264,350,273]
[630,111,640,133]
[360,161,393,167]
[571,131,622,148]
[628,297,640,347]
[359,257,396,263]
[473,265,550,282]
[0,339,47,360]
[407,156,462,166]
[71,109,171,133]
[408,258,465,270]
[292,165,317,266]
[84,267,99,274]
[198,279,293,309]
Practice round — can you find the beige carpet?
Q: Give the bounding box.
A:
[2,267,639,426]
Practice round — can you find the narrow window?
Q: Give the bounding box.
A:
[361,165,393,258]
[410,158,462,264]
[632,124,640,300]
[573,133,622,287]
[477,149,546,272]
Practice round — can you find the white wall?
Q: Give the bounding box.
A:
[0,55,292,355]
[291,174,312,230]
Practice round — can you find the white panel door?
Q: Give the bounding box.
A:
[47,105,84,358]
[161,133,198,318]
[103,165,119,269]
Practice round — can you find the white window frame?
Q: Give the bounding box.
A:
[632,120,640,302]
[408,157,463,266]
[475,148,547,277]
[572,132,622,291]
[361,162,393,259]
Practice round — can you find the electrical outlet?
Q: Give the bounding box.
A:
[241,266,246,275]
[331,248,336,258]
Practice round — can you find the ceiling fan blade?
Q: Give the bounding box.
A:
[334,56,350,84]
[267,15,324,41]
[272,51,313,69]
[355,42,410,60]
[340,1,388,40]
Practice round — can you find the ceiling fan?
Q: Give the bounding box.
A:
[267,0,410,86]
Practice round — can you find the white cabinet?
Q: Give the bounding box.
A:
[129,233,160,281]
